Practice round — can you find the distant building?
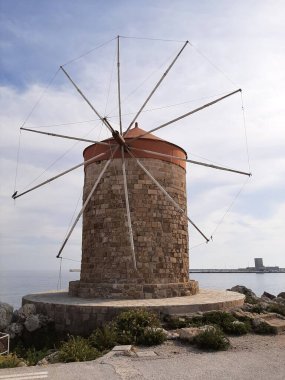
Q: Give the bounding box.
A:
[245,258,281,272]
[254,258,264,269]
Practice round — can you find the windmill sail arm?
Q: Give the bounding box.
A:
[128,146,251,176]
[57,150,118,258]
[129,89,242,142]
[21,127,111,146]
[125,40,189,133]
[12,149,114,200]
[60,66,115,135]
[127,148,210,243]
[117,36,123,134]
[121,147,137,270]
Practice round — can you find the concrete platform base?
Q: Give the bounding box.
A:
[22,289,245,335]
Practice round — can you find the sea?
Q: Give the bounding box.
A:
[0,269,284,309]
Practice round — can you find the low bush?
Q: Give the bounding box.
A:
[193,327,230,351]
[223,320,249,336]
[202,311,236,327]
[245,295,259,304]
[163,315,188,329]
[248,304,263,314]
[253,321,276,335]
[115,309,164,345]
[24,348,48,366]
[12,342,48,366]
[89,324,118,352]
[266,303,285,316]
[165,311,250,336]
[137,327,166,346]
[0,354,22,368]
[58,336,100,363]
[187,315,204,327]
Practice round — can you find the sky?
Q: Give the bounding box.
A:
[0,0,284,275]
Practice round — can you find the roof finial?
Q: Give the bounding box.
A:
[135,122,138,128]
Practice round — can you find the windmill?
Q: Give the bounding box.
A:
[13,36,251,299]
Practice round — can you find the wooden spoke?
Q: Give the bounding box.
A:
[127,148,210,243]
[12,148,115,199]
[128,146,251,177]
[121,147,137,270]
[60,66,116,135]
[21,127,111,146]
[128,89,242,142]
[57,145,119,258]
[117,36,123,134]
[125,41,189,133]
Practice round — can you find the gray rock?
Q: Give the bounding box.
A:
[37,351,60,365]
[162,329,179,340]
[24,314,41,332]
[262,291,276,300]
[18,303,36,319]
[17,361,28,367]
[179,325,215,343]
[277,292,285,299]
[0,302,13,330]
[5,322,23,339]
[273,297,285,305]
[261,296,273,303]
[229,285,257,298]
[232,320,246,327]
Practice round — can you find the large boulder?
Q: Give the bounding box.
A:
[262,291,276,300]
[229,285,259,303]
[5,322,23,339]
[274,297,285,305]
[277,292,285,300]
[17,303,36,320]
[24,314,41,332]
[229,285,257,298]
[23,313,52,333]
[0,302,13,330]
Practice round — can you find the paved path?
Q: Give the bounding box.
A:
[1,335,284,380]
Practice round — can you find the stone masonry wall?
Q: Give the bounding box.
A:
[69,157,198,298]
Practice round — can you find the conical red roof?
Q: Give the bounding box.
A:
[83,124,187,170]
[123,125,162,141]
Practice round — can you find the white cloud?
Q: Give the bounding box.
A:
[1,0,284,273]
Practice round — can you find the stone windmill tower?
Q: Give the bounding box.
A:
[14,37,251,303]
[69,124,199,299]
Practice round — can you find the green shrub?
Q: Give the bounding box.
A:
[10,325,66,353]
[187,315,205,327]
[0,354,22,368]
[163,315,188,329]
[266,303,285,316]
[245,295,259,304]
[223,320,249,335]
[12,342,48,366]
[248,304,263,314]
[58,336,100,362]
[253,321,276,335]
[193,327,230,351]
[25,348,48,366]
[202,311,235,327]
[89,324,118,352]
[115,309,162,345]
[137,327,166,346]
